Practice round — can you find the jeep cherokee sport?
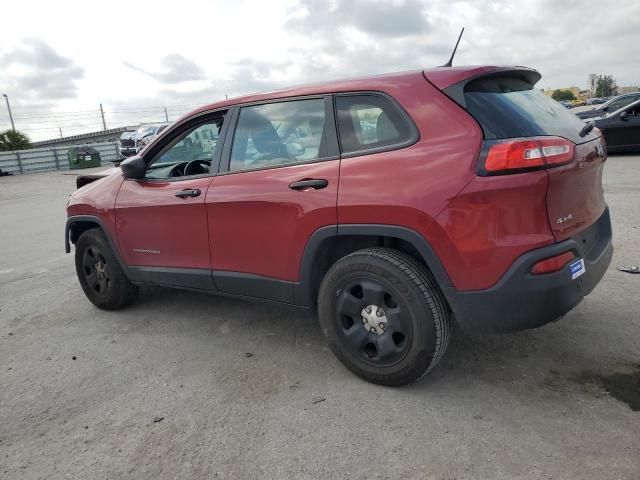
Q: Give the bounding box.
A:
[65,66,612,386]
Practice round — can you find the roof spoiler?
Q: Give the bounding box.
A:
[432,67,542,109]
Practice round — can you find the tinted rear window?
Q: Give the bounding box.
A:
[464,77,589,144]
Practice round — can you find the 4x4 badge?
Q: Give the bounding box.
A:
[556,214,573,224]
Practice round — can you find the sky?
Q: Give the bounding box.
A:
[1,0,638,141]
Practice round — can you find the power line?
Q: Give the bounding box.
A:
[0,116,103,125]
[4,102,212,121]
[19,124,106,132]
[2,100,219,140]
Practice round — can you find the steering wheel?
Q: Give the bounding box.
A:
[184,159,211,176]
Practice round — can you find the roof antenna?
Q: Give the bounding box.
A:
[440,27,465,67]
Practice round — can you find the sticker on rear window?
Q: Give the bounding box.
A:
[569,258,586,280]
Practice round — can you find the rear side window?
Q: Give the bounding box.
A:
[464,77,589,144]
[335,94,415,154]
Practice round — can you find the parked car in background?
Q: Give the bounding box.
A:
[577,92,640,120]
[591,98,640,152]
[118,130,136,158]
[66,66,611,386]
[559,100,573,109]
[118,124,169,159]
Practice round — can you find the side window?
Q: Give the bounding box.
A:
[145,118,224,179]
[608,97,634,111]
[336,94,415,154]
[229,99,326,172]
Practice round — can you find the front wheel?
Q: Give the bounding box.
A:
[75,229,139,310]
[318,248,451,386]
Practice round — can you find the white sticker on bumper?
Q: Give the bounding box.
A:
[570,258,586,280]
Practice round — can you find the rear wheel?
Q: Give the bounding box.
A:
[318,248,450,386]
[75,229,138,310]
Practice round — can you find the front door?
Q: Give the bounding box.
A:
[115,115,227,288]
[205,97,340,302]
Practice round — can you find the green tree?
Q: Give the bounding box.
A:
[552,89,576,101]
[595,75,617,97]
[0,130,31,151]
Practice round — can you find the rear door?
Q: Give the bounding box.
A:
[545,136,606,240]
[205,96,340,302]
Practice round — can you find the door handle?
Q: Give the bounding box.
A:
[175,188,201,198]
[288,178,329,191]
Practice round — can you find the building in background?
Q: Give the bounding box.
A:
[31,124,162,148]
[588,74,598,97]
[617,86,640,95]
[32,127,131,148]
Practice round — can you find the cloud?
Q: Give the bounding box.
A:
[281,0,640,90]
[124,54,205,83]
[0,38,84,101]
[4,0,640,142]
[276,0,449,87]
[287,0,429,38]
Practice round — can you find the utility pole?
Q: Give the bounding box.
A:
[59,127,63,138]
[2,94,15,131]
[164,106,169,122]
[99,103,107,131]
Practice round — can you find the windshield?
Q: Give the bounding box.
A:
[134,127,155,139]
[464,77,593,144]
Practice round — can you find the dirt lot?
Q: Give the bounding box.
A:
[1,157,639,479]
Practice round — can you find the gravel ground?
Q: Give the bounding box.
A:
[1,157,639,480]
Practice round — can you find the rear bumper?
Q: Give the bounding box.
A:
[447,207,613,334]
[119,148,137,158]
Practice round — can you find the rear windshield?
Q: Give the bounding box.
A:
[464,77,590,144]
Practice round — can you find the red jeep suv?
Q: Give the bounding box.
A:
[66,66,612,386]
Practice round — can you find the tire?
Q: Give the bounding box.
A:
[318,247,451,386]
[74,228,139,310]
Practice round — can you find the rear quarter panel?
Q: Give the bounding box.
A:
[337,75,483,247]
[430,171,554,290]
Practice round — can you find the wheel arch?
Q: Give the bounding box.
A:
[65,215,129,274]
[294,225,456,310]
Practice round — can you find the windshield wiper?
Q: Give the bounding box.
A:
[579,121,595,138]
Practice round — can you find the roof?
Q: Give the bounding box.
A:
[181,65,537,122]
[185,70,424,119]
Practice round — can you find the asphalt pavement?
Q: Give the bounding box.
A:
[1,158,639,479]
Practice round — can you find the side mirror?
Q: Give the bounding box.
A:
[620,111,629,121]
[120,155,146,179]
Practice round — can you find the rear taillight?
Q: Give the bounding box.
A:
[483,136,575,174]
[531,251,575,275]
